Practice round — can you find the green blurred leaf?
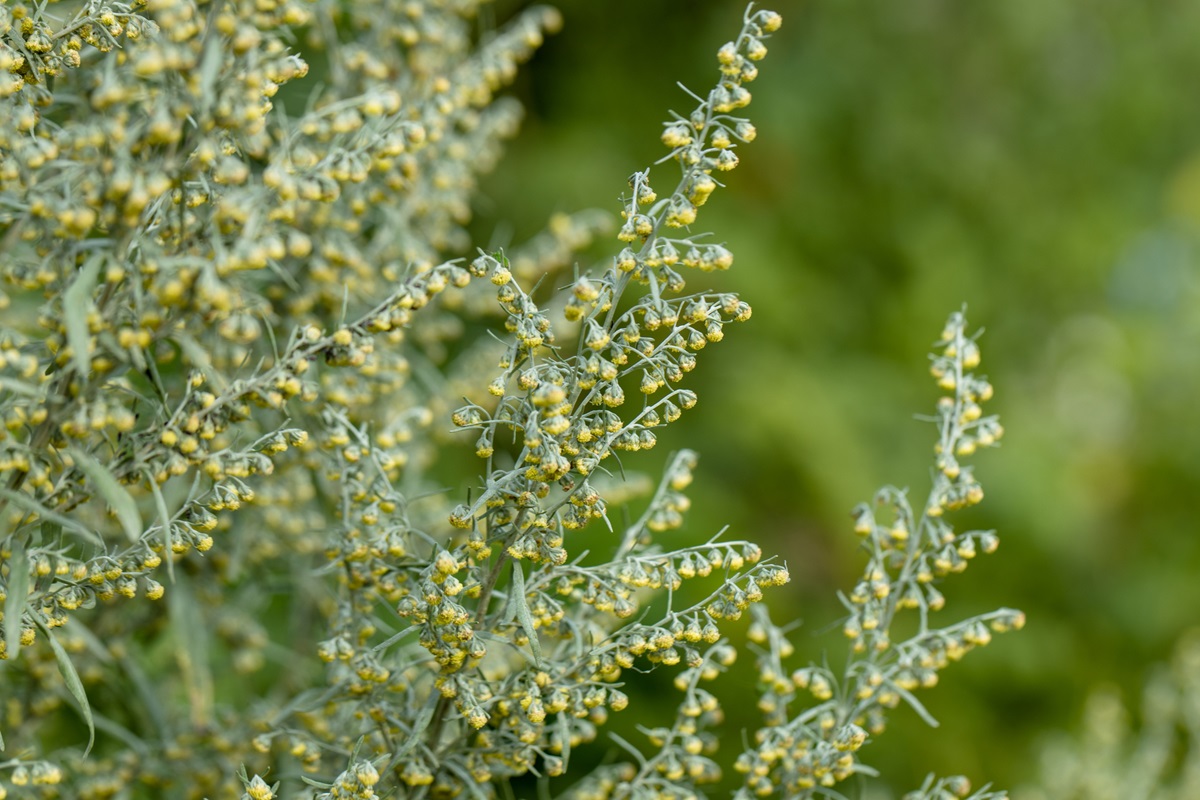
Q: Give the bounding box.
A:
[0,377,42,398]
[395,691,438,759]
[894,684,941,729]
[0,488,103,547]
[114,650,168,739]
[268,685,338,727]
[168,574,213,726]
[4,540,29,660]
[511,560,542,668]
[64,254,102,380]
[40,519,62,545]
[444,761,490,800]
[35,616,95,755]
[69,447,143,544]
[148,477,175,582]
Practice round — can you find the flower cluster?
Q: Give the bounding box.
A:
[733,312,1024,799]
[1,0,571,795]
[305,7,789,797]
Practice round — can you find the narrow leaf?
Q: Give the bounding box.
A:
[148,478,174,582]
[35,617,95,755]
[0,488,103,547]
[269,686,338,727]
[116,651,168,737]
[39,519,62,546]
[371,625,419,654]
[198,30,223,108]
[893,684,941,728]
[395,692,439,759]
[69,447,143,543]
[444,761,490,800]
[168,574,213,726]
[64,254,102,380]
[91,711,148,754]
[607,732,648,765]
[556,713,572,771]
[300,776,333,790]
[4,540,29,659]
[0,377,42,398]
[511,560,543,668]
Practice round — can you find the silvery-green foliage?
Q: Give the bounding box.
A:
[734,311,1023,799]
[0,2,1017,799]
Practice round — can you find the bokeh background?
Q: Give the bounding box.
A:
[472,0,1200,795]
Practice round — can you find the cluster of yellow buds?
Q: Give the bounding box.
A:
[374,6,788,797]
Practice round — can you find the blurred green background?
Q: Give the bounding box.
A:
[473,0,1200,795]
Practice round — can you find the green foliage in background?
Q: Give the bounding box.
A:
[1018,629,1200,800]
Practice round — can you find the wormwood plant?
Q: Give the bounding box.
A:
[0,1,1021,798]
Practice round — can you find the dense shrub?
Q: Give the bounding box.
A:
[0,2,1019,798]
